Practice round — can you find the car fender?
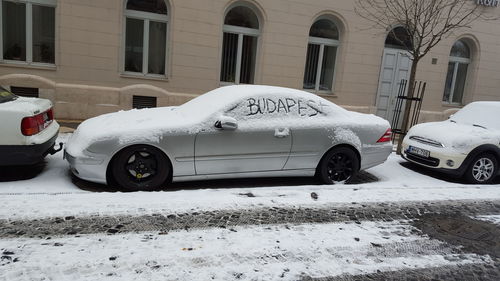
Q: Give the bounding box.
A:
[457,144,500,175]
[105,141,175,182]
[317,127,363,169]
[107,140,174,165]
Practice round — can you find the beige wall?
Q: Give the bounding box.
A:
[0,0,499,121]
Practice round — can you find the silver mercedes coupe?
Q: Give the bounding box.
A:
[65,85,392,190]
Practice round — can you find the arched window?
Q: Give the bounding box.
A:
[303,18,339,92]
[1,0,56,64]
[443,40,471,104]
[220,4,260,84]
[124,0,168,76]
[385,26,413,50]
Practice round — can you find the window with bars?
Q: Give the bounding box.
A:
[10,86,39,98]
[303,18,339,93]
[220,5,260,84]
[1,0,56,65]
[124,0,168,77]
[132,95,157,109]
[443,40,471,105]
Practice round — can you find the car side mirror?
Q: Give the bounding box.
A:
[214,116,238,130]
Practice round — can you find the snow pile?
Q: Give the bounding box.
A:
[475,215,500,226]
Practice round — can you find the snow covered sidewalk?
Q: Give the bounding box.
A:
[0,220,492,281]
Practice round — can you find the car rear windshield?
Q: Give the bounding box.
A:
[0,86,17,103]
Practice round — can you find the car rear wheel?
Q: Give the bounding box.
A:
[111,145,170,191]
[465,153,498,184]
[318,147,360,184]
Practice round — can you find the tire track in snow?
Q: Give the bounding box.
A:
[1,199,499,238]
[305,261,500,281]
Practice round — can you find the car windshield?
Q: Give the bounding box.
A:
[450,102,500,131]
[0,86,17,103]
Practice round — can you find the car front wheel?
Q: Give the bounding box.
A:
[465,153,498,184]
[111,145,170,191]
[318,147,360,184]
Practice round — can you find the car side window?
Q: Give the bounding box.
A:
[225,95,329,121]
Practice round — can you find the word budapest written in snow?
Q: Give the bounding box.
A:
[246,97,328,117]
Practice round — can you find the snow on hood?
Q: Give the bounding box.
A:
[66,106,190,156]
[407,120,499,151]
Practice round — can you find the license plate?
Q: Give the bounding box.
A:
[408,146,430,158]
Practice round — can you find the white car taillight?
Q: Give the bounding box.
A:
[21,108,54,136]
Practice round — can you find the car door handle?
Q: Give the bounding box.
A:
[274,128,290,138]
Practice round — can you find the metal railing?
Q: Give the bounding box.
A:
[391,79,426,142]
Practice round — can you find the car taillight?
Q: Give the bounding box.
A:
[377,128,392,143]
[21,108,54,136]
[47,108,54,120]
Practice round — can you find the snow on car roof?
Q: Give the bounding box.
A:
[177,85,346,119]
[451,101,500,130]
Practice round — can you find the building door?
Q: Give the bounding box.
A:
[375,48,412,126]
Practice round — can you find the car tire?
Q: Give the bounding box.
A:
[318,147,360,184]
[465,153,498,184]
[111,145,170,191]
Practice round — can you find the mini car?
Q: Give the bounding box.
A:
[0,86,61,166]
[65,85,392,191]
[402,101,500,184]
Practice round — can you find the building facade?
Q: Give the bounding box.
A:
[0,0,499,122]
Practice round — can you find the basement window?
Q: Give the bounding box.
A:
[133,95,157,109]
[10,86,39,98]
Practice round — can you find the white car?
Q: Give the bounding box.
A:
[0,86,61,166]
[402,101,500,184]
[65,85,392,190]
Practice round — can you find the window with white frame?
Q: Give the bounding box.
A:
[1,0,56,65]
[443,40,471,104]
[220,5,260,84]
[124,0,168,76]
[303,18,339,93]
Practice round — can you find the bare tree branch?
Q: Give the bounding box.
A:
[354,0,493,61]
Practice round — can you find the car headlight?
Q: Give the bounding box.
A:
[409,136,444,147]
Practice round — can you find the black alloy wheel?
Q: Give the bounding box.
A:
[111,145,170,191]
[319,147,360,184]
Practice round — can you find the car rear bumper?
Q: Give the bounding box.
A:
[360,143,393,170]
[0,132,59,166]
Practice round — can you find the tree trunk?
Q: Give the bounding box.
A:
[396,58,419,155]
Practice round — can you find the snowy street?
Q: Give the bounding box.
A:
[1,134,500,280]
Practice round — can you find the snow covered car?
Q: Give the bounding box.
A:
[65,85,392,191]
[0,86,61,166]
[402,101,500,184]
